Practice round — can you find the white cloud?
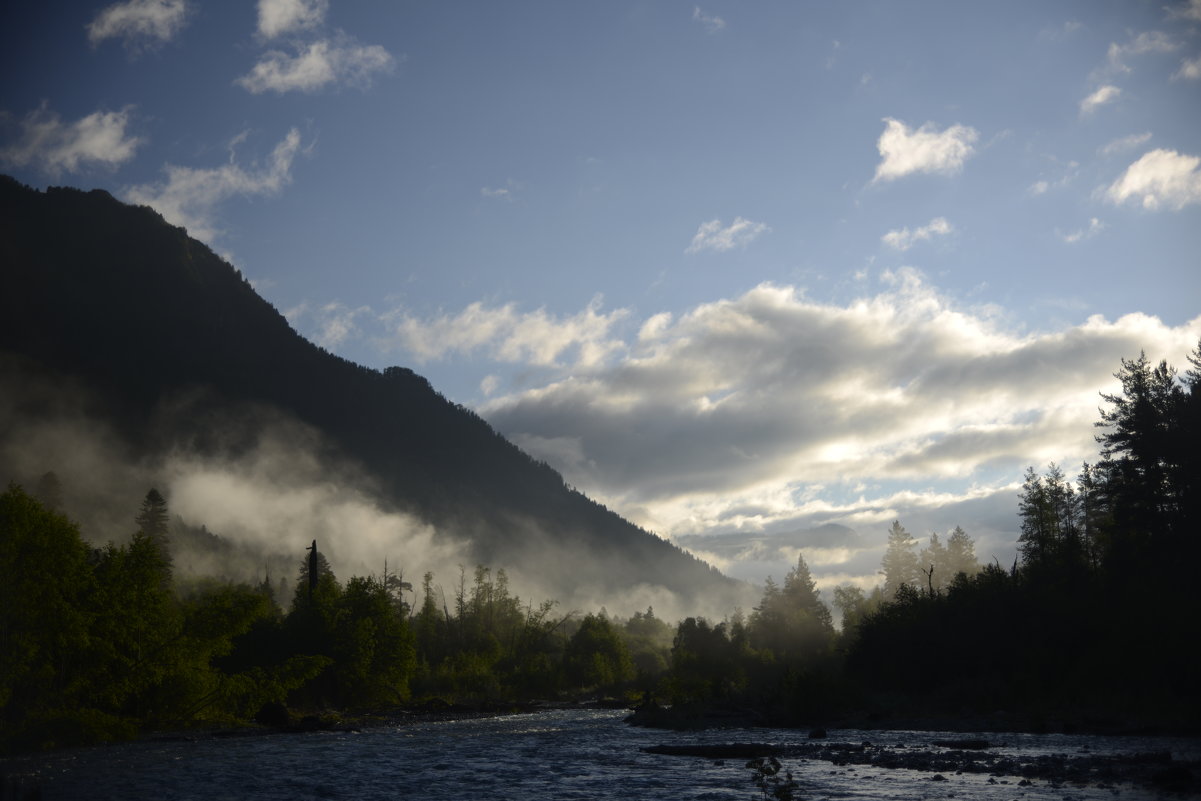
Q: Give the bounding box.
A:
[1098,132,1152,157]
[1175,55,1201,80]
[1105,31,1178,74]
[0,103,142,175]
[481,179,521,201]
[481,272,1200,553]
[1106,148,1201,210]
[1058,217,1105,244]
[881,217,953,251]
[87,0,189,49]
[383,296,630,369]
[686,217,770,253]
[692,6,726,33]
[287,301,372,349]
[1167,0,1201,22]
[257,0,328,39]
[872,118,979,182]
[124,128,302,242]
[1079,85,1120,115]
[237,36,394,94]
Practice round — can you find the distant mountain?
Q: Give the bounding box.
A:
[0,176,743,611]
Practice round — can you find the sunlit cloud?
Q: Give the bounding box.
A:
[382,295,630,369]
[1104,31,1177,74]
[237,36,394,94]
[480,271,1200,550]
[286,300,373,349]
[872,118,978,182]
[0,103,143,175]
[124,128,302,242]
[1175,54,1201,81]
[1106,148,1201,210]
[87,0,189,50]
[1079,85,1120,115]
[1057,217,1105,244]
[1098,132,1152,157]
[685,217,770,253]
[256,0,328,39]
[0,104,144,176]
[881,217,952,251]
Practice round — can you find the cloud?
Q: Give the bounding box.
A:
[1167,0,1201,21]
[1106,148,1201,210]
[1079,85,1120,115]
[692,6,726,33]
[1105,31,1178,74]
[286,300,372,349]
[1058,217,1105,244]
[237,36,394,93]
[481,179,521,201]
[881,217,952,251]
[382,295,630,368]
[256,0,328,39]
[872,118,979,182]
[0,103,142,175]
[87,0,189,49]
[481,272,1200,555]
[686,217,770,253]
[124,128,302,242]
[1098,132,1152,157]
[1175,55,1201,80]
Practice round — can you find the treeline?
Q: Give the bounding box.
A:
[0,483,679,751]
[4,345,1197,750]
[847,346,1201,727]
[641,344,1201,730]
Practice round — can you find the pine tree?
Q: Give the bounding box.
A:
[880,520,920,599]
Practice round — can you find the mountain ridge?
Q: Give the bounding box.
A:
[0,175,744,613]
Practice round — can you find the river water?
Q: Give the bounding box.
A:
[4,709,1198,800]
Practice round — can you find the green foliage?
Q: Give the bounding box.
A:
[564,614,634,690]
[0,484,94,743]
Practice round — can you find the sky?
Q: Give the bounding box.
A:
[3,0,1200,595]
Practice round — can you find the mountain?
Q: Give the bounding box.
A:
[0,176,743,613]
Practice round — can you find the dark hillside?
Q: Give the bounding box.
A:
[0,176,738,607]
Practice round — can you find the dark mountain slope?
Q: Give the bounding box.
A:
[0,176,739,607]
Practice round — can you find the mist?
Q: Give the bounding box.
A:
[0,358,746,623]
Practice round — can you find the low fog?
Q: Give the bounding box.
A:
[0,360,744,622]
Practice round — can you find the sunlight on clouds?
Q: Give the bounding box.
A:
[1079,85,1120,115]
[87,0,189,50]
[482,274,1201,549]
[685,217,770,253]
[1175,55,1201,81]
[1098,132,1152,157]
[1058,217,1105,244]
[881,217,952,251]
[1105,31,1178,74]
[384,296,629,369]
[124,128,302,242]
[237,37,394,94]
[872,118,978,182]
[1106,148,1201,210]
[0,104,143,176]
[257,0,328,39]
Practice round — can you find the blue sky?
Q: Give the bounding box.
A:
[3,0,1200,593]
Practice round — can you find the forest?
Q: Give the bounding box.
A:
[3,342,1198,752]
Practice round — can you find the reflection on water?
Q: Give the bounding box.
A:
[4,709,1198,800]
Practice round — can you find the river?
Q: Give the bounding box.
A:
[3,709,1198,800]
